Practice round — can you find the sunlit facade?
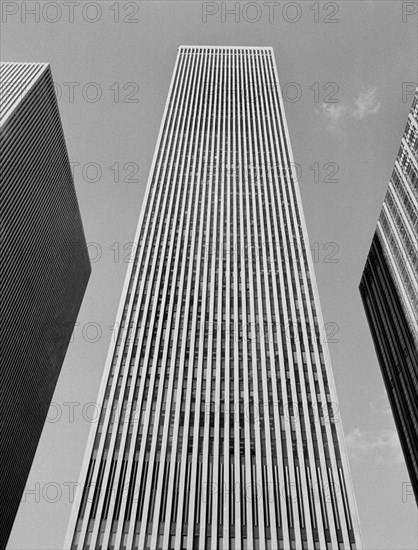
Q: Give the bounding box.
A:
[66,46,361,550]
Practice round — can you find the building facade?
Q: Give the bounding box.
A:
[0,62,91,548]
[66,46,361,550]
[360,89,418,502]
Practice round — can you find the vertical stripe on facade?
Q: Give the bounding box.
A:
[66,47,362,550]
[360,89,418,503]
[0,62,91,549]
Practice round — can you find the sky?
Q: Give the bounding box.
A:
[2,1,418,548]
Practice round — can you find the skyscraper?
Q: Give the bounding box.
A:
[0,62,91,548]
[360,89,418,502]
[66,46,361,550]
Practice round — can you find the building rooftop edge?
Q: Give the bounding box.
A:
[178,45,274,50]
[0,61,50,69]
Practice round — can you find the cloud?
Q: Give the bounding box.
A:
[352,88,381,119]
[318,87,381,135]
[345,427,404,465]
[321,103,347,124]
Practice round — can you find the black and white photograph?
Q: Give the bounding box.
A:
[0,1,417,549]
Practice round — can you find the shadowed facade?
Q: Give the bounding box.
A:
[360,89,418,504]
[0,62,91,549]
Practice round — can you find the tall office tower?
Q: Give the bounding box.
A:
[66,46,361,550]
[0,62,91,548]
[360,89,418,502]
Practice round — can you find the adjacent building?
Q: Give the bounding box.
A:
[360,89,418,502]
[0,62,91,548]
[66,46,362,550]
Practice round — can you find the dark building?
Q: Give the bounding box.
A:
[0,62,91,548]
[360,89,418,502]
